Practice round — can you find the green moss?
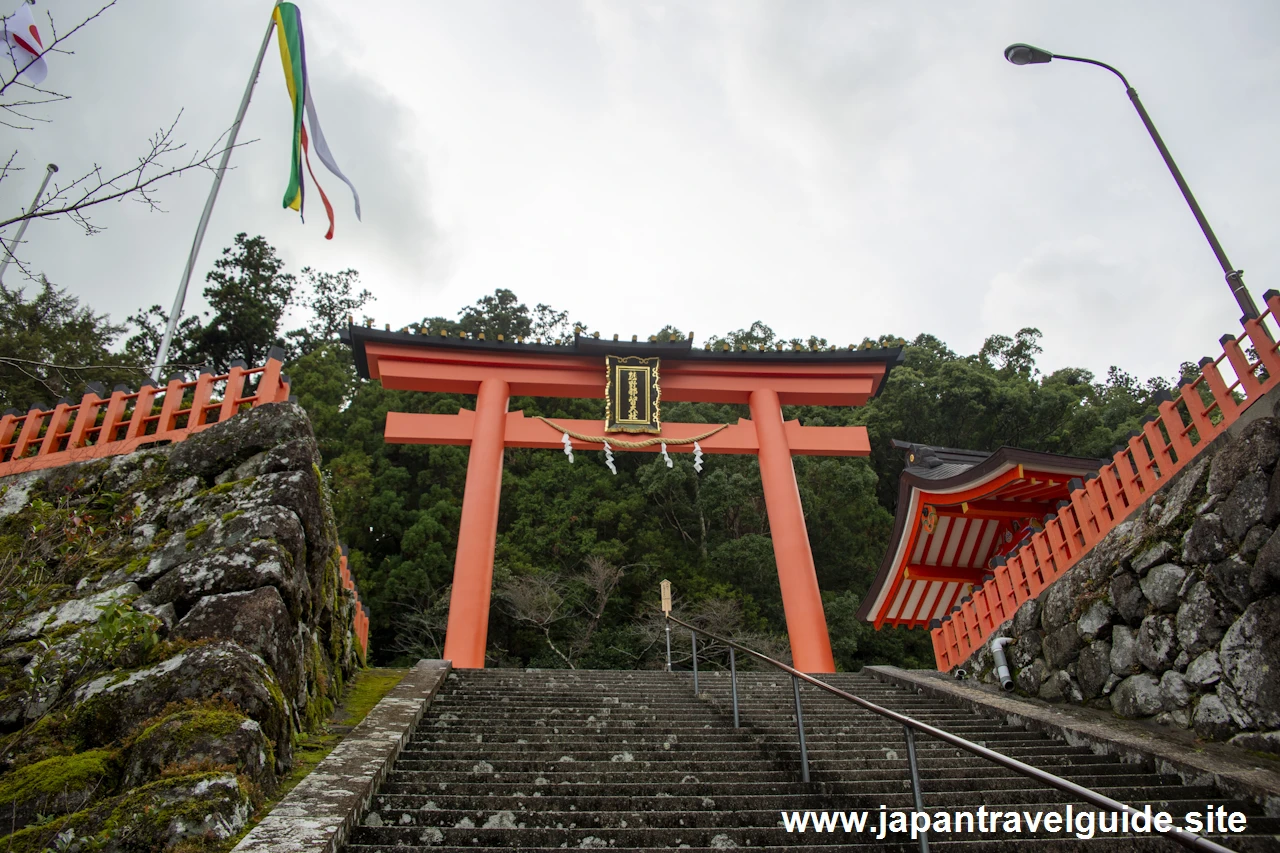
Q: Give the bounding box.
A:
[0,748,120,809]
[8,712,74,771]
[123,554,151,575]
[132,702,245,755]
[110,771,241,827]
[0,810,76,853]
[64,689,125,750]
[336,669,406,727]
[1,772,249,853]
[260,676,290,766]
[220,510,244,524]
[185,520,210,542]
[144,637,200,665]
[44,621,85,642]
[205,478,253,497]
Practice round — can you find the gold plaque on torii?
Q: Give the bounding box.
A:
[605,356,660,434]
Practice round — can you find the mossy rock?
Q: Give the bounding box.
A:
[167,402,316,484]
[64,641,292,773]
[172,587,302,714]
[204,478,254,498]
[0,771,251,853]
[0,748,120,829]
[39,460,112,503]
[184,521,210,543]
[122,701,273,790]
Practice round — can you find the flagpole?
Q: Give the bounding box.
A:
[0,163,58,287]
[151,2,282,381]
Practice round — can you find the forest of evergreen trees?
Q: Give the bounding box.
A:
[0,235,1181,671]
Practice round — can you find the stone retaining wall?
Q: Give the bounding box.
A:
[960,396,1280,751]
[0,402,358,853]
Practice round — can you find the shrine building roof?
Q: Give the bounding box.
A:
[855,440,1106,631]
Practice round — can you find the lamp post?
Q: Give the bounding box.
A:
[1004,43,1260,321]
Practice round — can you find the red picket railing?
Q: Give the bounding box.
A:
[931,289,1280,670]
[338,548,370,660]
[0,356,290,478]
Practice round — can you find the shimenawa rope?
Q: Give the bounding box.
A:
[535,416,728,449]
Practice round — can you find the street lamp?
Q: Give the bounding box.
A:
[1004,43,1260,320]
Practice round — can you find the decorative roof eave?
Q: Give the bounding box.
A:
[855,445,1107,626]
[899,447,1109,497]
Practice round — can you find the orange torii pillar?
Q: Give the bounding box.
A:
[441,379,509,667]
[749,389,835,672]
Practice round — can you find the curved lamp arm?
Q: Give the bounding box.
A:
[1004,43,1259,320]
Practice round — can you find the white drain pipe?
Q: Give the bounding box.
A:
[991,637,1015,691]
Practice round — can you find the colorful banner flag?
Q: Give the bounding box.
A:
[3,1,47,86]
[273,2,361,240]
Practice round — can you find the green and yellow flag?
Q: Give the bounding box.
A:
[272,2,361,239]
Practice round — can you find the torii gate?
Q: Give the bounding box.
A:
[345,327,903,671]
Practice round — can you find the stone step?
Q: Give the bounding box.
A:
[368,794,1249,823]
[377,780,818,797]
[426,707,1031,729]
[398,745,1112,765]
[368,782,1227,813]
[357,803,1280,834]
[345,821,1279,850]
[408,732,1094,753]
[387,768,1171,792]
[418,721,1053,742]
[390,753,1148,777]
[334,667,1275,853]
[345,837,1279,853]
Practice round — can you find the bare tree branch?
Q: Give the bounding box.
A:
[496,574,577,668]
[0,113,252,234]
[0,2,256,280]
[570,556,626,659]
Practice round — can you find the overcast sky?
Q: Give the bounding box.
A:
[4,1,1278,385]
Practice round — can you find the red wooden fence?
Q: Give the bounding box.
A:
[0,356,290,477]
[932,289,1280,670]
[339,549,370,661]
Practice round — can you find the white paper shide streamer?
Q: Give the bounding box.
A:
[661,442,673,468]
[693,441,704,473]
[603,441,617,475]
[561,432,574,463]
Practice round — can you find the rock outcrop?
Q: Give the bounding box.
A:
[0,402,359,853]
[961,406,1280,750]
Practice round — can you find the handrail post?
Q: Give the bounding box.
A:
[904,725,929,853]
[691,630,699,695]
[792,675,810,783]
[664,616,672,672]
[729,647,740,728]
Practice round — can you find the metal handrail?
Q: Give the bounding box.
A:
[664,612,1235,853]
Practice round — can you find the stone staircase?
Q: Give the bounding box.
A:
[342,667,1280,852]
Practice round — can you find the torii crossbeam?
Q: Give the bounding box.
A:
[345,327,904,671]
